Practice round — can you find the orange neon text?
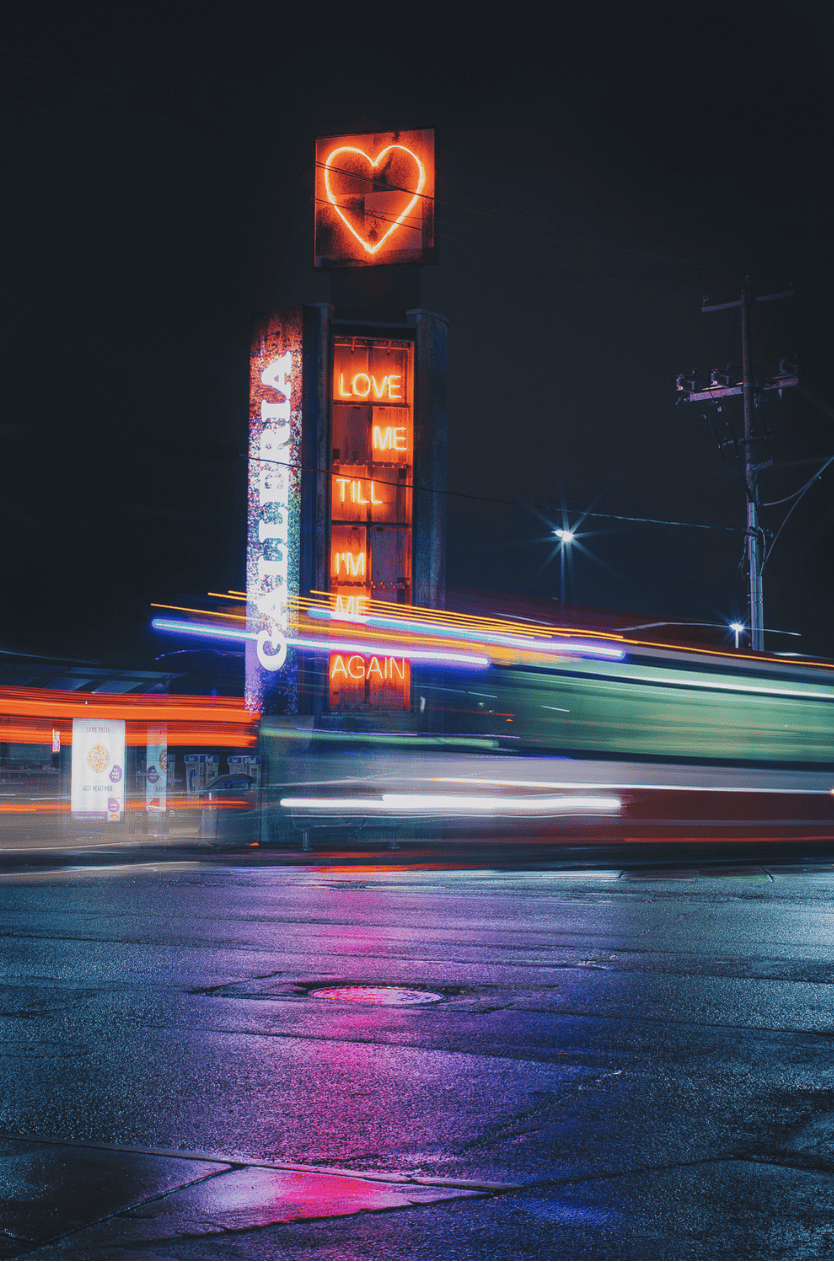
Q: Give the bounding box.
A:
[338,374,403,401]
[334,595,368,616]
[334,479,384,505]
[372,426,408,452]
[333,552,366,577]
[330,655,407,681]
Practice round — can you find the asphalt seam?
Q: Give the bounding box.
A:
[510,1149,834,1191]
[74,1018,630,1062]
[0,1129,520,1192]
[94,1007,834,1050]
[11,927,834,961]
[453,1070,626,1152]
[94,1190,497,1251]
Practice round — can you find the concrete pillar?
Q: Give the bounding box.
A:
[408,309,447,610]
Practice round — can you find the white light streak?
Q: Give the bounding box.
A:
[280,794,621,814]
[426,777,832,795]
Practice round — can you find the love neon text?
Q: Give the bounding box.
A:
[337,374,403,401]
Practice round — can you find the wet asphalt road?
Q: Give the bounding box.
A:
[3,858,834,1258]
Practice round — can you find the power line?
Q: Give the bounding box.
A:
[762,455,834,507]
[762,455,834,571]
[247,450,745,533]
[314,162,719,270]
[311,195,692,297]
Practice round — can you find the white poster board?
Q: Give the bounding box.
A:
[71,718,126,819]
[145,726,167,813]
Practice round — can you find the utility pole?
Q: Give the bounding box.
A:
[740,279,764,651]
[553,528,574,608]
[677,281,796,652]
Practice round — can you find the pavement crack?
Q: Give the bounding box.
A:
[116,1193,500,1247]
[185,970,288,997]
[99,1020,598,1064]
[738,1149,834,1175]
[455,1070,624,1152]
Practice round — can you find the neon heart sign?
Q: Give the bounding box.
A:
[323,144,425,256]
[315,129,435,268]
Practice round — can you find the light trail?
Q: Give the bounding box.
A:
[305,607,625,660]
[279,794,622,814]
[151,618,489,666]
[425,777,834,795]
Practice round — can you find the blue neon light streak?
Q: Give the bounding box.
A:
[151,619,489,667]
[291,636,488,666]
[153,619,252,642]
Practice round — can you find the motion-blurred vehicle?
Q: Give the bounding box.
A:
[265,632,834,849]
[200,773,259,845]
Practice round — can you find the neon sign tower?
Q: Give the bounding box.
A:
[245,129,445,717]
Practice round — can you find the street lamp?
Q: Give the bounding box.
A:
[553,528,575,606]
[730,622,745,649]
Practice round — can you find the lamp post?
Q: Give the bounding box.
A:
[730,622,745,649]
[553,528,574,607]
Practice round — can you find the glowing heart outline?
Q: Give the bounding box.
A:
[323,144,426,256]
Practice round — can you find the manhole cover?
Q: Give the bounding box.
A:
[308,985,444,1006]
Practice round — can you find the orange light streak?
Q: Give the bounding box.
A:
[617,634,834,669]
[295,596,609,663]
[297,617,468,655]
[151,603,246,622]
[0,796,256,815]
[0,688,256,724]
[0,724,255,748]
[299,592,834,671]
[301,593,623,642]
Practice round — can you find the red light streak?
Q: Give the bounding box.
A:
[0,689,257,747]
[0,796,252,816]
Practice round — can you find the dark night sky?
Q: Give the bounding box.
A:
[3,2,834,666]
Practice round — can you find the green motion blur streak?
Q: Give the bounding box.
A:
[493,653,834,765]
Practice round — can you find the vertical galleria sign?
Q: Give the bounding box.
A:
[245,308,303,713]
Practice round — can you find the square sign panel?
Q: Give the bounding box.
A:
[71,718,125,818]
[315,130,434,268]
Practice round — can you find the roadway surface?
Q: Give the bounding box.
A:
[3,852,834,1258]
